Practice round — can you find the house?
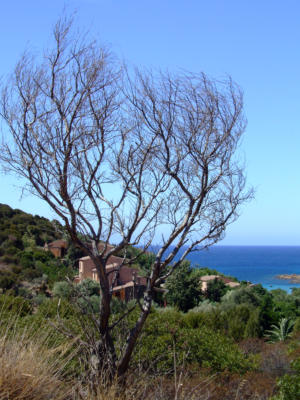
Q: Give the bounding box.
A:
[199,275,240,292]
[44,239,68,258]
[43,238,114,259]
[76,252,147,301]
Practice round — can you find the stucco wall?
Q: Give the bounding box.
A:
[79,256,146,287]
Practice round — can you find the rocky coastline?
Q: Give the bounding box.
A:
[276,274,300,283]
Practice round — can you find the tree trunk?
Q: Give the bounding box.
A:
[117,289,152,378]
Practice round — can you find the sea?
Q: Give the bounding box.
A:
[167,246,300,293]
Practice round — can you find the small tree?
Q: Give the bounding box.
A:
[165,260,202,312]
[0,16,252,384]
[206,278,228,302]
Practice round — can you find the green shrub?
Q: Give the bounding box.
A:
[22,267,42,280]
[0,271,18,291]
[32,294,47,306]
[4,245,21,256]
[77,278,100,297]
[272,358,300,400]
[222,286,261,307]
[164,261,202,312]
[11,264,22,274]
[37,261,74,285]
[0,254,19,264]
[206,278,228,302]
[244,309,262,338]
[0,294,32,317]
[32,249,54,262]
[292,317,300,336]
[53,281,74,299]
[77,294,100,313]
[35,298,75,319]
[183,311,207,329]
[17,286,32,299]
[19,252,34,268]
[191,299,217,314]
[226,304,252,341]
[134,308,254,374]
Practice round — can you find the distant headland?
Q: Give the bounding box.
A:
[276,274,300,283]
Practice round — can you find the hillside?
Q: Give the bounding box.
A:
[0,203,63,246]
[0,203,75,296]
[1,204,300,399]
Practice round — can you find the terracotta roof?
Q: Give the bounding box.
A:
[80,256,92,261]
[46,239,67,248]
[200,275,220,282]
[200,275,238,286]
[80,255,124,264]
[112,282,135,291]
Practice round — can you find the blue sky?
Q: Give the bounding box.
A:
[0,0,300,245]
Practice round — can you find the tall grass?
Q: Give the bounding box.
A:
[0,299,276,400]
[0,317,230,400]
[0,305,75,400]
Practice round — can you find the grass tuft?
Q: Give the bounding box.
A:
[0,311,73,400]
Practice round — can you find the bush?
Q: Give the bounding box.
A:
[37,260,74,285]
[164,261,202,312]
[77,278,100,297]
[222,285,261,307]
[77,294,100,313]
[292,317,300,336]
[206,278,228,302]
[134,308,255,374]
[53,281,74,299]
[183,311,207,329]
[32,294,47,306]
[17,286,32,299]
[4,245,21,256]
[22,267,42,280]
[0,294,32,317]
[266,318,295,343]
[225,304,253,341]
[11,264,22,274]
[244,309,262,338]
[272,358,300,400]
[32,249,54,262]
[0,254,19,264]
[19,251,34,268]
[0,271,18,291]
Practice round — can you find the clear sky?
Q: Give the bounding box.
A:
[0,0,300,245]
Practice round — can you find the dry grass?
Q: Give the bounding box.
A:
[0,314,74,400]
[0,333,276,400]
[0,307,278,400]
[0,327,276,400]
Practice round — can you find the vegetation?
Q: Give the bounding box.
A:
[0,311,72,400]
[205,277,229,302]
[164,260,202,312]
[272,358,300,400]
[0,203,76,301]
[1,286,300,399]
[1,203,300,398]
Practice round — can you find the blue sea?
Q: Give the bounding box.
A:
[172,246,300,293]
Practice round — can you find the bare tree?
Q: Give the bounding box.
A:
[0,17,252,385]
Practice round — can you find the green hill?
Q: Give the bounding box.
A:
[0,203,74,296]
